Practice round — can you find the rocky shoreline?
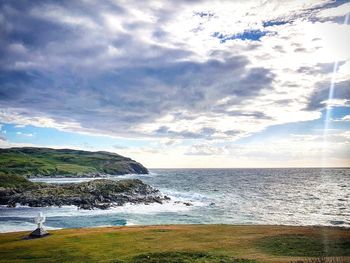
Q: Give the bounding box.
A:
[0,178,170,210]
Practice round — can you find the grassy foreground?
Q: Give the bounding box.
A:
[0,225,349,263]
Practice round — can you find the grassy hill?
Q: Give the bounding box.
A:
[0,147,148,177]
[0,225,349,262]
[0,173,34,188]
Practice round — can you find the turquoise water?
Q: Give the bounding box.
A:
[0,168,349,232]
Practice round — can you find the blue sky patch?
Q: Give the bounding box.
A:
[212,30,269,43]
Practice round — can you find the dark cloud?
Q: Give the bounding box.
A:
[0,132,7,142]
[154,126,199,139]
[0,46,274,137]
[297,62,337,75]
[306,80,350,110]
[263,20,289,27]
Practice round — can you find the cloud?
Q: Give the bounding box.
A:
[0,0,349,145]
[307,80,350,110]
[0,134,6,142]
[16,131,34,137]
[186,143,228,156]
[333,115,350,122]
[185,130,350,162]
[341,115,350,121]
[317,2,350,19]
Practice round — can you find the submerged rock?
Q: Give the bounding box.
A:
[0,178,168,210]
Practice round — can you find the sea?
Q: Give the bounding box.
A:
[0,168,349,233]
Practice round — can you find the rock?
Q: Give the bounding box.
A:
[79,204,93,210]
[0,179,170,210]
[7,202,16,208]
[29,227,49,238]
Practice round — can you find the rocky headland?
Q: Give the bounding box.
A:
[0,174,170,209]
[0,147,148,177]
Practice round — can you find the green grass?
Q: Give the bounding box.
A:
[256,234,350,257]
[0,173,34,188]
[290,258,346,263]
[0,147,148,177]
[0,225,349,263]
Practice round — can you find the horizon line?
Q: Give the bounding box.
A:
[148,166,350,169]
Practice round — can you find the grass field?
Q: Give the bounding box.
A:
[0,225,349,263]
[0,147,148,176]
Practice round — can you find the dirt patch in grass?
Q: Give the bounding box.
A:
[149,229,172,233]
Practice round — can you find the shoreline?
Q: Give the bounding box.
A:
[1,222,350,234]
[1,219,350,234]
[1,223,350,234]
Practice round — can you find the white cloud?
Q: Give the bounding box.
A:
[333,115,350,122]
[322,99,350,108]
[317,2,350,18]
[30,4,98,30]
[16,131,34,137]
[342,115,350,121]
[7,43,27,54]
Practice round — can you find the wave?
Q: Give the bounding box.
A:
[0,199,196,219]
[161,189,212,207]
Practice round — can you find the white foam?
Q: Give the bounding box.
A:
[162,189,210,207]
[125,220,137,226]
[29,173,153,184]
[30,177,96,184]
[112,200,193,214]
[0,198,195,219]
[115,173,154,179]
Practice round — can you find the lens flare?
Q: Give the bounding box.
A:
[320,11,349,254]
[322,12,350,163]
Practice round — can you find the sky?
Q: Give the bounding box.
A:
[0,0,350,168]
